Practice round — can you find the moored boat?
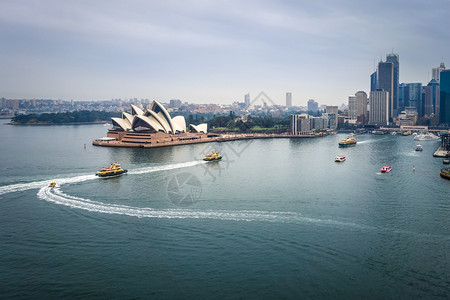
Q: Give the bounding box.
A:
[335,155,346,162]
[440,168,450,180]
[414,132,440,141]
[338,137,357,147]
[96,162,128,177]
[415,145,423,151]
[380,165,392,173]
[203,151,222,161]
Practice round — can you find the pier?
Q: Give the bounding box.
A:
[92,131,322,148]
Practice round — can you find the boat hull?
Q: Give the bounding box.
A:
[339,143,356,147]
[203,157,222,162]
[96,169,128,177]
[440,169,450,180]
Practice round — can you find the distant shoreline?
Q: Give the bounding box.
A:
[7,121,108,126]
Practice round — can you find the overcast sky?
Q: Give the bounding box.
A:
[1,0,449,106]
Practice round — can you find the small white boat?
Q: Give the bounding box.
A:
[380,166,392,173]
[415,145,423,151]
[335,155,346,162]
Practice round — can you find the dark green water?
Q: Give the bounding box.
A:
[1,120,449,299]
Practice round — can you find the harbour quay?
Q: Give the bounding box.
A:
[92,131,322,148]
[434,133,450,157]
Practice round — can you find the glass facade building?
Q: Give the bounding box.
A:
[440,70,450,125]
[386,53,400,116]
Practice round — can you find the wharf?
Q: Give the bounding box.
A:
[92,132,321,148]
[434,146,450,157]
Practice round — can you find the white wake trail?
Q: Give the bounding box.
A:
[37,186,375,229]
[0,160,204,196]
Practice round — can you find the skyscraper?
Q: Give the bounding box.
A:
[244,93,250,107]
[348,95,357,121]
[440,70,450,125]
[432,62,446,83]
[286,92,292,107]
[399,83,405,111]
[326,106,338,129]
[370,71,377,91]
[369,90,389,125]
[386,53,399,116]
[355,91,368,124]
[424,79,440,116]
[377,61,394,120]
[406,83,423,117]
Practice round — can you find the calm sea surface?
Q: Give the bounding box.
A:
[1,120,449,299]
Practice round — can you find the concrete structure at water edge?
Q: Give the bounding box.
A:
[93,101,211,148]
[93,101,325,149]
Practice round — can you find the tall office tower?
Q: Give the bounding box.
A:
[406,83,423,117]
[440,70,450,125]
[307,99,319,112]
[355,91,368,124]
[424,79,440,116]
[432,62,446,83]
[377,61,394,120]
[286,92,292,107]
[348,95,357,120]
[369,90,389,125]
[326,106,338,129]
[386,53,399,116]
[244,93,250,107]
[398,83,405,111]
[370,71,377,91]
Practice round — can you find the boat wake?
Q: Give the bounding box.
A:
[0,160,206,196]
[37,186,373,228]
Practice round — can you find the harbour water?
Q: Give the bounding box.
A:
[1,120,449,298]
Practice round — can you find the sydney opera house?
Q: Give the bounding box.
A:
[93,100,214,148]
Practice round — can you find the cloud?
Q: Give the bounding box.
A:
[0,0,449,103]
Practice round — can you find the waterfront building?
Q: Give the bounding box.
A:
[291,114,311,134]
[369,90,389,126]
[286,92,292,108]
[441,134,450,151]
[396,108,418,126]
[307,99,319,112]
[440,70,450,125]
[377,61,394,121]
[326,106,338,129]
[386,53,400,116]
[432,62,446,83]
[311,116,328,130]
[355,91,368,124]
[424,79,440,117]
[111,101,206,134]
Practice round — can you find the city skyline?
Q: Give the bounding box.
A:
[1,0,449,105]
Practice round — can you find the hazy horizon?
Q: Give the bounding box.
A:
[1,0,449,106]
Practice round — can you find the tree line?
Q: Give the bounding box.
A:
[207,112,291,132]
[11,110,121,124]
